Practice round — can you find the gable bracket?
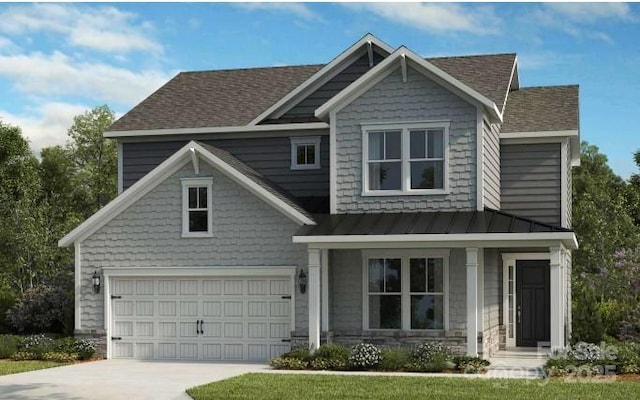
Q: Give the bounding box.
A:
[190,147,200,175]
[400,54,407,83]
[367,41,374,67]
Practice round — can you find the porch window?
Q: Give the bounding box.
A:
[362,122,449,195]
[365,251,448,331]
[181,177,213,237]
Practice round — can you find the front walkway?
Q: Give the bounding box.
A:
[486,349,548,378]
[0,360,269,400]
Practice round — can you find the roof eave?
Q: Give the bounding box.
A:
[104,122,329,138]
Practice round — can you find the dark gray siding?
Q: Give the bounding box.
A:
[500,143,561,225]
[279,51,385,120]
[122,136,329,198]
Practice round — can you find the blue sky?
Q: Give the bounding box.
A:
[0,2,638,178]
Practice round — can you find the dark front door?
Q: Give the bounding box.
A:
[516,260,550,347]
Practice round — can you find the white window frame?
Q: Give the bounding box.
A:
[290,136,321,170]
[181,177,213,238]
[361,121,450,196]
[362,249,450,332]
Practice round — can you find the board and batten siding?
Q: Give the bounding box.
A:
[500,143,562,226]
[482,118,501,210]
[121,135,329,198]
[80,161,309,332]
[334,66,478,213]
[280,52,385,120]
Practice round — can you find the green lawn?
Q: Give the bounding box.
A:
[187,373,639,400]
[0,360,65,376]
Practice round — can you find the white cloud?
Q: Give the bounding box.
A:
[0,51,172,106]
[346,3,501,35]
[236,3,322,21]
[544,3,634,23]
[0,102,89,155]
[0,3,162,54]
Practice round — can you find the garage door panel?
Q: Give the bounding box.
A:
[135,322,154,337]
[111,276,292,362]
[224,280,243,295]
[136,301,154,316]
[202,301,221,317]
[201,321,221,337]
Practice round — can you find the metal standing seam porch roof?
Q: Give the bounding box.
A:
[295,208,572,237]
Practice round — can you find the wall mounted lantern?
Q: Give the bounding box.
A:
[298,269,307,294]
[92,271,101,294]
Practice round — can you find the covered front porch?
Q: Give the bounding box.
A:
[292,210,577,357]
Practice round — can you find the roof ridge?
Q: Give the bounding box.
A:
[179,63,325,75]
[426,52,517,60]
[515,84,579,90]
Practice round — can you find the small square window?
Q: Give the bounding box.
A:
[290,137,321,170]
[181,178,213,237]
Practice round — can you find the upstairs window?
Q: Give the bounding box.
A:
[362,122,449,195]
[290,137,321,170]
[181,178,213,237]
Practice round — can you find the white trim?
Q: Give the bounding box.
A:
[550,246,565,349]
[308,248,321,350]
[361,121,450,195]
[466,247,478,356]
[500,130,579,139]
[117,141,123,194]
[361,249,450,332]
[476,108,484,211]
[502,55,518,113]
[329,110,337,214]
[102,265,297,359]
[105,122,329,138]
[294,232,578,250]
[501,253,551,348]
[74,242,81,331]
[189,148,200,175]
[59,140,315,247]
[290,136,321,170]
[248,34,393,126]
[316,46,502,122]
[560,139,569,229]
[181,177,214,238]
[476,248,484,340]
[400,54,407,83]
[321,249,329,332]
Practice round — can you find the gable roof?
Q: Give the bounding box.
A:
[502,85,579,133]
[315,46,503,122]
[106,51,516,133]
[59,141,315,247]
[108,65,323,132]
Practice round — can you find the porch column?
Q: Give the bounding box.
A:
[321,249,329,333]
[308,248,321,350]
[550,246,565,349]
[466,247,478,356]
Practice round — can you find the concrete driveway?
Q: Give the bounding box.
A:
[0,359,269,400]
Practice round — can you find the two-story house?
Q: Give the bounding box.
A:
[59,34,579,362]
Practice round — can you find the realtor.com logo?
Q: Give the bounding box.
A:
[490,342,619,387]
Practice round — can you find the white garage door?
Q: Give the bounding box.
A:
[110,276,292,361]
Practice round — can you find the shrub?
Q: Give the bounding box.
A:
[270,357,308,370]
[0,291,17,334]
[11,351,38,361]
[412,342,452,364]
[377,348,412,371]
[620,308,640,342]
[42,352,77,363]
[349,343,381,369]
[281,346,313,362]
[6,285,72,334]
[0,335,22,359]
[453,356,490,374]
[617,341,640,374]
[572,287,604,344]
[17,334,54,359]
[570,342,603,362]
[73,339,97,360]
[312,343,350,370]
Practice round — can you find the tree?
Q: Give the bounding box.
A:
[66,105,117,215]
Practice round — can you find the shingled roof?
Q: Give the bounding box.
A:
[502,85,579,133]
[108,53,516,132]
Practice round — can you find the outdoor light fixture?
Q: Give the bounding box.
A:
[298,269,307,294]
[92,271,101,294]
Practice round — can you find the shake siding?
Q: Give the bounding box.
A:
[281,52,385,119]
[122,135,330,198]
[80,162,308,331]
[500,143,561,225]
[335,67,477,213]
[565,142,573,228]
[482,118,501,210]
